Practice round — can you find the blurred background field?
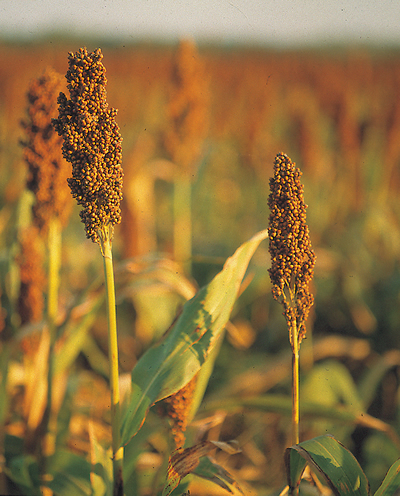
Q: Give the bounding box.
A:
[1,39,400,494]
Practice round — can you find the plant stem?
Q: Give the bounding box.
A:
[47,217,61,329]
[291,320,300,446]
[173,175,192,275]
[43,216,61,458]
[101,228,124,496]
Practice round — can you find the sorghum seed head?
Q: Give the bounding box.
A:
[268,152,316,342]
[21,68,72,232]
[17,226,46,325]
[52,47,123,245]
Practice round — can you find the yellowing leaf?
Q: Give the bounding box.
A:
[162,440,242,496]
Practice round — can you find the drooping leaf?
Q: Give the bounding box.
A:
[193,456,243,495]
[162,440,242,496]
[286,448,308,490]
[374,459,400,496]
[120,229,268,447]
[285,435,369,495]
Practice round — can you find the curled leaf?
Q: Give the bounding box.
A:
[163,440,242,496]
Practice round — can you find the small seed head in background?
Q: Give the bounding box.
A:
[21,68,72,232]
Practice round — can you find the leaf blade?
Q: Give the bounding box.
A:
[374,459,400,496]
[286,435,369,495]
[120,229,268,447]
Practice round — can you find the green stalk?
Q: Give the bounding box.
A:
[43,216,61,458]
[100,227,124,496]
[291,320,300,447]
[47,217,61,329]
[290,320,300,496]
[173,175,192,275]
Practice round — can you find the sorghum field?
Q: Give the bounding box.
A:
[1,39,400,495]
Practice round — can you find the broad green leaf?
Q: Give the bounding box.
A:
[46,449,92,496]
[286,449,308,491]
[46,473,92,496]
[285,435,369,495]
[374,459,400,496]
[120,229,268,447]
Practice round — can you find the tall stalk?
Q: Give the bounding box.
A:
[267,153,316,448]
[44,216,61,456]
[165,40,209,275]
[100,228,123,495]
[173,175,192,275]
[20,68,72,464]
[53,47,124,495]
[291,321,300,446]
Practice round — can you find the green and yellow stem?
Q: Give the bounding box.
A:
[47,217,61,328]
[173,175,192,276]
[43,216,62,458]
[291,321,300,446]
[100,226,124,496]
[284,284,300,446]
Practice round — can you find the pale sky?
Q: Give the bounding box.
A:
[0,0,399,46]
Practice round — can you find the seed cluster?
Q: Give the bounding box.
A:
[21,68,72,232]
[268,153,316,342]
[163,373,198,449]
[17,226,46,326]
[52,47,123,245]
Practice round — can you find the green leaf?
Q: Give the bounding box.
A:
[193,456,243,495]
[287,448,308,487]
[285,435,369,495]
[301,360,364,414]
[374,459,400,496]
[205,394,362,424]
[5,455,41,496]
[120,229,268,447]
[162,441,242,496]
[46,450,92,496]
[89,426,113,496]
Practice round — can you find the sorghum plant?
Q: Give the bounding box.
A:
[21,67,72,234]
[164,39,209,273]
[21,67,72,329]
[53,47,124,496]
[20,67,72,458]
[268,152,316,445]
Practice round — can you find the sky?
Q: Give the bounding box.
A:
[0,0,400,47]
